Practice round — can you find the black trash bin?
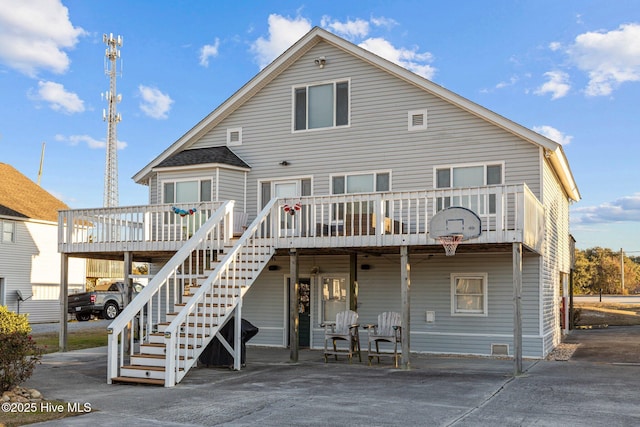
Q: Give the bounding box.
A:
[199,318,259,368]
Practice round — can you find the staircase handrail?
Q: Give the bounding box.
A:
[163,197,277,385]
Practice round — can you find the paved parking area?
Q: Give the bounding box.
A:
[23,327,640,426]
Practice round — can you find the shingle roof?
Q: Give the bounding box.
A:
[155,146,250,169]
[0,163,69,222]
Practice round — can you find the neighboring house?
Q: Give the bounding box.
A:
[58,27,579,386]
[0,163,85,323]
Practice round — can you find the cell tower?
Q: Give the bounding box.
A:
[102,33,123,208]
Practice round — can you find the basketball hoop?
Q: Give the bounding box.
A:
[438,234,464,256]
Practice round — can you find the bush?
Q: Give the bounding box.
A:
[0,306,42,392]
[0,305,31,335]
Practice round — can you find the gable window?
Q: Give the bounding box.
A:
[294,80,349,131]
[163,179,212,204]
[435,163,502,214]
[451,273,488,316]
[1,220,15,243]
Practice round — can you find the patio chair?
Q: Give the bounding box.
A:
[322,310,361,363]
[364,311,402,367]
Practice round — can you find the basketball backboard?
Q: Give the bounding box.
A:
[429,206,482,240]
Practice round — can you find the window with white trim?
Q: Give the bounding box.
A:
[451,273,488,316]
[408,109,427,131]
[1,220,15,243]
[320,276,348,323]
[331,171,390,215]
[294,80,349,131]
[162,179,212,204]
[435,163,502,214]
[227,127,242,146]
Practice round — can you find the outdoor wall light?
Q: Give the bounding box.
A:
[314,56,326,68]
[280,160,290,166]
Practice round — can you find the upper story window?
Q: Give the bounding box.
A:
[294,80,349,131]
[1,220,15,243]
[163,179,212,204]
[435,163,503,214]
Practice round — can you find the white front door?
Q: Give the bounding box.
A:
[274,181,301,236]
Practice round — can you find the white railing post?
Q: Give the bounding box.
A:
[164,331,176,387]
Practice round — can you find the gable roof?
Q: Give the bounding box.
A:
[133,27,580,201]
[154,146,250,170]
[0,163,69,222]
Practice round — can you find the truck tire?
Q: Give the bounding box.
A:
[75,312,91,322]
[103,301,120,320]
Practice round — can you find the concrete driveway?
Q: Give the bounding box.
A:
[22,329,640,427]
[565,325,640,364]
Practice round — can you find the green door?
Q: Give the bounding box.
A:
[298,278,311,348]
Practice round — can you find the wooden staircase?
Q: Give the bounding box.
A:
[107,199,277,387]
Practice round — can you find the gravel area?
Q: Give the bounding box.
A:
[546,342,580,361]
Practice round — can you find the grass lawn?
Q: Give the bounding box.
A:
[574,302,640,327]
[30,326,109,353]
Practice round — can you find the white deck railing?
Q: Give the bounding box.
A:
[272,184,544,252]
[59,184,544,255]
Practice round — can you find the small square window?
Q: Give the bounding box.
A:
[408,109,428,131]
[227,127,242,146]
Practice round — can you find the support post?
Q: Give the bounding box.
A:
[400,246,411,369]
[350,253,357,311]
[513,242,523,375]
[289,249,299,362]
[234,300,242,370]
[124,251,133,306]
[59,253,69,352]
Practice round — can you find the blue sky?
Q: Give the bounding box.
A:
[1,0,639,252]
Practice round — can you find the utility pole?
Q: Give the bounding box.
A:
[103,33,122,208]
[621,248,625,293]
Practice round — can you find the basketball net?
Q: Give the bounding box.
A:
[438,234,463,256]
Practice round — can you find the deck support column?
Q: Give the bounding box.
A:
[513,242,523,375]
[400,246,411,369]
[124,251,133,306]
[233,298,242,370]
[289,249,299,362]
[59,253,69,352]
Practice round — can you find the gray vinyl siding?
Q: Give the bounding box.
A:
[187,40,542,220]
[0,219,85,323]
[245,252,544,357]
[216,169,245,210]
[541,159,571,353]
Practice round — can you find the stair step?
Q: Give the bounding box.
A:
[112,376,165,386]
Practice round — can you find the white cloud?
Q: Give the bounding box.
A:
[57,134,127,150]
[320,16,370,40]
[549,41,562,52]
[573,194,640,224]
[28,80,84,113]
[358,37,436,79]
[496,76,519,89]
[138,85,173,119]
[199,38,220,67]
[568,23,640,96]
[370,16,398,30]
[533,125,573,145]
[251,14,311,69]
[534,71,571,100]
[0,0,86,77]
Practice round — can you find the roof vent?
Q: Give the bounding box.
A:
[227,127,242,146]
[408,109,427,131]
